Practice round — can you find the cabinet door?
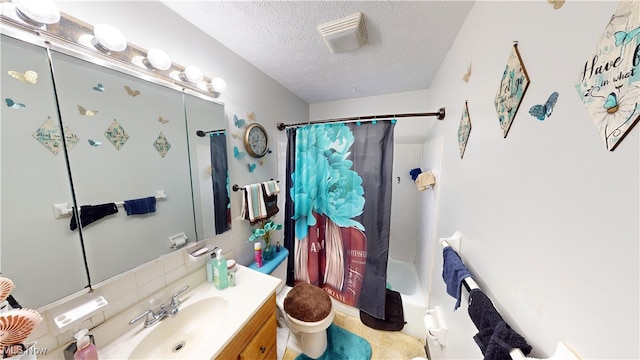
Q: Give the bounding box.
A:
[239,313,276,360]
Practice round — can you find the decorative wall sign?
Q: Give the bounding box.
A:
[494,43,530,138]
[574,1,640,151]
[529,92,559,121]
[457,101,472,159]
[153,132,171,158]
[104,119,129,150]
[33,117,78,155]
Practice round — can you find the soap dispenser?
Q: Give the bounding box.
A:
[213,248,228,290]
[73,329,98,360]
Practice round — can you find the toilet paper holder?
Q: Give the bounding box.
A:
[424,306,448,347]
[169,232,188,249]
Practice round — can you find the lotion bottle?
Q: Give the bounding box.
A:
[73,329,98,360]
[213,249,228,290]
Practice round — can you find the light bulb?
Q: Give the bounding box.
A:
[179,65,203,83]
[92,24,127,52]
[12,0,60,26]
[208,77,227,97]
[143,48,171,71]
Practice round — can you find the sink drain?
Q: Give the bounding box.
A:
[172,341,186,353]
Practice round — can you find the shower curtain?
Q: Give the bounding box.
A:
[210,133,231,234]
[284,121,394,319]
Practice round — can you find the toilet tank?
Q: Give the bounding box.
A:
[248,247,289,293]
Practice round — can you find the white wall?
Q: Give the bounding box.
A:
[312,2,639,359]
[426,1,639,359]
[16,1,308,352]
[56,1,308,267]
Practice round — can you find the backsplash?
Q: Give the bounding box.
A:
[26,243,213,353]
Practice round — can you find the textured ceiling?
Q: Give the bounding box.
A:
[162,1,475,104]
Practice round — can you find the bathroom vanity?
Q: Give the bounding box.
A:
[42,265,281,359]
[217,293,277,359]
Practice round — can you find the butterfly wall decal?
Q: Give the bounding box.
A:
[248,163,257,173]
[8,70,38,84]
[246,111,255,122]
[462,62,472,83]
[124,85,140,97]
[78,105,99,116]
[547,0,565,9]
[158,116,170,124]
[529,92,559,121]
[614,27,640,46]
[230,131,242,140]
[93,83,105,92]
[233,146,246,160]
[5,98,25,109]
[233,114,246,128]
[88,139,102,147]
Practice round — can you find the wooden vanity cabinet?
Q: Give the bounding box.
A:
[216,292,277,360]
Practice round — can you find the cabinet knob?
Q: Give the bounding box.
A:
[260,346,266,353]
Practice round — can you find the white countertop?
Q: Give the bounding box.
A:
[92,265,279,359]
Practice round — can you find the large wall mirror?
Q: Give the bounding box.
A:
[0,15,229,308]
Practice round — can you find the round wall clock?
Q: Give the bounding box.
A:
[244,123,269,158]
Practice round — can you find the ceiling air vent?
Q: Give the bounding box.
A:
[318,12,368,54]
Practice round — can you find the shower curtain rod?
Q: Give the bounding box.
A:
[276,107,446,131]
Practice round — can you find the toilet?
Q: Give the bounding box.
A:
[248,247,335,359]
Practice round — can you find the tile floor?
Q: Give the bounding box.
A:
[282,311,427,360]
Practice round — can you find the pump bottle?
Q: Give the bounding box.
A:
[73,329,98,360]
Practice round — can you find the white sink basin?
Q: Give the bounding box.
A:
[128,297,229,359]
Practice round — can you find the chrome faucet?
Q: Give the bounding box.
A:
[129,285,189,328]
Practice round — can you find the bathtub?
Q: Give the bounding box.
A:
[386,257,427,338]
[331,257,427,338]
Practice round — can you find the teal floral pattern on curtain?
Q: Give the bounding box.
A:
[287,122,394,319]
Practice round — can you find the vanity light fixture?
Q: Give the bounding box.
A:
[92,24,127,53]
[207,77,227,98]
[178,65,204,83]
[143,48,172,71]
[11,0,60,27]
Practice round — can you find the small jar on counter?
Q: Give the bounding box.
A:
[227,259,237,286]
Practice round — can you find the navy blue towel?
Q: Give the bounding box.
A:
[123,196,156,215]
[409,168,422,181]
[70,203,118,230]
[468,289,532,359]
[468,289,502,330]
[442,246,473,310]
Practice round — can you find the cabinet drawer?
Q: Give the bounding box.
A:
[239,313,276,360]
